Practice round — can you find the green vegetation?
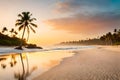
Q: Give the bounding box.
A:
[26,44,43,49]
[100,29,120,45]
[0,28,26,46]
[60,29,120,45]
[0,12,38,48]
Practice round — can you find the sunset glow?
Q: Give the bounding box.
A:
[0,0,120,46]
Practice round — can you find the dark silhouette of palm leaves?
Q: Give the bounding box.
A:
[16,12,37,40]
[2,27,8,33]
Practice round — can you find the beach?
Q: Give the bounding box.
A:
[33,46,120,80]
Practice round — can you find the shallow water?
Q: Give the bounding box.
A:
[0,46,94,80]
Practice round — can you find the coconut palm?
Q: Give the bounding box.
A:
[114,29,117,34]
[10,28,14,37]
[2,27,8,33]
[13,31,18,37]
[15,12,37,49]
[106,32,113,45]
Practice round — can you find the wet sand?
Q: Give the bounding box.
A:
[33,46,120,80]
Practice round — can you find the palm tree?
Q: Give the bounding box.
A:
[13,31,18,37]
[114,29,117,34]
[2,27,8,34]
[106,32,113,45]
[10,28,14,37]
[15,12,37,49]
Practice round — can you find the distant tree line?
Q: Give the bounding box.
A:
[60,29,120,45]
[100,29,120,45]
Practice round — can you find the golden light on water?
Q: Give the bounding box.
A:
[0,50,74,80]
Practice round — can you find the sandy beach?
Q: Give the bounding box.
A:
[33,46,120,80]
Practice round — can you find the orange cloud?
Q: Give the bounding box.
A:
[45,11,120,35]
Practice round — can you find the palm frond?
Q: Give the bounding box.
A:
[29,18,36,22]
[27,12,30,15]
[22,12,26,15]
[18,25,24,31]
[30,23,37,28]
[18,14,23,18]
[16,19,22,22]
[30,13,32,17]
[29,25,36,33]
[15,22,23,26]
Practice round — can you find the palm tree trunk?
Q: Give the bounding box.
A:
[27,32,29,42]
[20,26,26,48]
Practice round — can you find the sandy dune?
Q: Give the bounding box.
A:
[33,47,120,80]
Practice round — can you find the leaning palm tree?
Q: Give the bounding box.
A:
[15,12,37,50]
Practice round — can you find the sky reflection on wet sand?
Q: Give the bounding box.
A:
[0,50,74,80]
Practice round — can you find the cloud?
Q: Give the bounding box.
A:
[45,10,120,35]
[47,0,120,35]
[54,0,120,14]
[54,0,80,13]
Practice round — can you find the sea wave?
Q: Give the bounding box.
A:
[0,46,95,54]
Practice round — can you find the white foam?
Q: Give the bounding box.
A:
[0,46,95,55]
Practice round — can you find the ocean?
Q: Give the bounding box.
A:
[0,45,94,80]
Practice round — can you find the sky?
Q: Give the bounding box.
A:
[0,0,120,46]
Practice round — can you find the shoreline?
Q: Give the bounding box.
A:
[33,46,120,80]
[0,45,94,55]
